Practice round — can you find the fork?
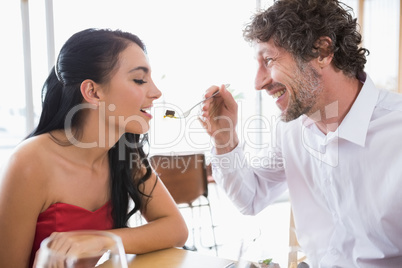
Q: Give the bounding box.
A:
[165,84,229,119]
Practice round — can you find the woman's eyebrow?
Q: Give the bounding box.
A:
[128,66,149,73]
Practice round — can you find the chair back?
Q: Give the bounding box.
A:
[288,206,308,267]
[149,153,208,205]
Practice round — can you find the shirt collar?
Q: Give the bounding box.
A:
[337,73,379,147]
[301,73,379,147]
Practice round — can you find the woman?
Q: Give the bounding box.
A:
[0,28,188,267]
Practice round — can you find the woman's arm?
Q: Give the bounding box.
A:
[0,144,47,268]
[110,172,188,253]
[33,172,188,261]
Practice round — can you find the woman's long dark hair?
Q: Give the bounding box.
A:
[27,28,153,228]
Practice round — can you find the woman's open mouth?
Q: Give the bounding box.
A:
[140,107,152,118]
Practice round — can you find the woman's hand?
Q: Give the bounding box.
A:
[48,231,113,256]
[33,231,114,268]
[200,84,239,154]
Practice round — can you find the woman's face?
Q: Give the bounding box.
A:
[100,43,161,135]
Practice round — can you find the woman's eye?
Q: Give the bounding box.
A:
[133,79,147,85]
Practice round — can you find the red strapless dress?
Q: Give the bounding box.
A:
[30,202,113,267]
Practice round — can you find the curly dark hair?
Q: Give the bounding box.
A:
[243,0,369,77]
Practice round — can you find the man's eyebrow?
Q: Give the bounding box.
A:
[128,66,149,73]
[258,47,271,56]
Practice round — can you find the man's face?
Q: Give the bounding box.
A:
[254,39,323,122]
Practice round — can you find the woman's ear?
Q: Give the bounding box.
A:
[314,36,334,68]
[80,80,99,106]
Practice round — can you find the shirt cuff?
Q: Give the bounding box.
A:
[210,143,248,175]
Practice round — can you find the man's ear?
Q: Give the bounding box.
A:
[314,36,334,68]
[80,79,99,106]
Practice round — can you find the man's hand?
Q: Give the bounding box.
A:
[200,84,239,154]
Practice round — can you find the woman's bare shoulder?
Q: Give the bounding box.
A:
[2,134,54,184]
[0,135,56,266]
[0,134,55,218]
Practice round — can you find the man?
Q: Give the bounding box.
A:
[200,0,402,267]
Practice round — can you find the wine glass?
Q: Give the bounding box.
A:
[235,227,279,268]
[35,230,128,268]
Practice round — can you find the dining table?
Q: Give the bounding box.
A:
[123,247,234,268]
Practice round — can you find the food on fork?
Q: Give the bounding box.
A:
[164,110,177,118]
[163,85,226,119]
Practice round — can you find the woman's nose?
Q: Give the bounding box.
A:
[149,81,162,100]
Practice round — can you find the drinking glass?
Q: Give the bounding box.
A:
[35,230,128,268]
[236,229,279,268]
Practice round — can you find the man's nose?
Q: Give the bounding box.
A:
[254,66,272,91]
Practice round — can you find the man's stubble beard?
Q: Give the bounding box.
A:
[281,61,323,122]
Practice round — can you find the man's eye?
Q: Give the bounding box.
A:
[265,57,273,66]
[133,79,147,85]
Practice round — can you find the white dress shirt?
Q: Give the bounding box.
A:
[211,74,402,267]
